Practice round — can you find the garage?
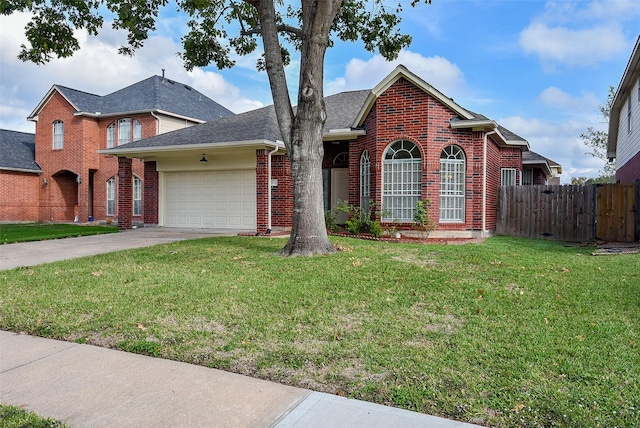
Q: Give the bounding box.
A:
[163,170,256,229]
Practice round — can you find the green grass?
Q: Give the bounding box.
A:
[0,223,118,244]
[1,236,638,427]
[0,404,68,428]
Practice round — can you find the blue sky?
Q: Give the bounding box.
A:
[1,0,639,182]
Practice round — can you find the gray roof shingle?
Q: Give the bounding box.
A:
[54,76,234,122]
[0,129,40,173]
[107,90,371,151]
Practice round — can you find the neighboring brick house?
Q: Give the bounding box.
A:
[522,151,562,185]
[608,35,640,184]
[104,65,557,237]
[0,130,41,220]
[1,75,234,223]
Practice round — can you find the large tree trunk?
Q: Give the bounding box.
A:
[256,0,339,256]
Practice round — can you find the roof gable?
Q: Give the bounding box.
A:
[28,76,234,123]
[352,65,474,127]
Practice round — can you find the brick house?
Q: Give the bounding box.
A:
[0,75,233,223]
[608,35,640,184]
[104,65,552,237]
[522,151,562,185]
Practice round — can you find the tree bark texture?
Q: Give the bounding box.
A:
[256,0,341,256]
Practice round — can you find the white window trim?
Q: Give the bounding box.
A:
[133,176,142,216]
[360,150,370,213]
[107,123,116,149]
[53,120,64,149]
[382,140,422,222]
[439,145,465,223]
[501,168,517,186]
[107,178,116,216]
[118,118,132,146]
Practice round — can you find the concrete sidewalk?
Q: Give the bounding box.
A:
[0,331,482,427]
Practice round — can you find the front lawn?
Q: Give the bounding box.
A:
[0,223,118,244]
[0,236,638,427]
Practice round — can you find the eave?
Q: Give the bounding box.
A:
[323,128,366,141]
[98,139,286,159]
[607,35,640,159]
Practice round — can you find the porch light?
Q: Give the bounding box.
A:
[76,176,82,184]
[200,154,208,162]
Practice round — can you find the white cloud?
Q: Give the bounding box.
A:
[0,12,264,131]
[538,87,600,114]
[519,24,627,71]
[326,50,467,98]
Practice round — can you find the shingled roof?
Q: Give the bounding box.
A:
[102,90,371,153]
[0,129,41,173]
[102,66,530,156]
[29,76,234,122]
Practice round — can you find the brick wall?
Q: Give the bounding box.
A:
[617,150,640,183]
[0,171,41,221]
[144,161,159,224]
[117,157,133,229]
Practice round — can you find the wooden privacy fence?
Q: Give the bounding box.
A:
[496,182,640,242]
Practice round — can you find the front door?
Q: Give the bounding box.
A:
[331,168,349,223]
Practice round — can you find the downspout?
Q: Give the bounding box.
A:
[150,111,160,134]
[483,130,497,235]
[267,142,282,232]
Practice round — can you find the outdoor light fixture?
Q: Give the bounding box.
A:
[200,154,208,162]
[76,176,82,184]
[43,178,48,186]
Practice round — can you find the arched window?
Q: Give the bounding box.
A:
[333,152,348,166]
[360,150,370,213]
[118,118,131,145]
[106,177,116,216]
[382,140,422,221]
[439,145,465,222]
[53,120,64,149]
[107,122,116,148]
[133,119,142,141]
[133,176,142,216]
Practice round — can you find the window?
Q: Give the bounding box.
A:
[522,168,533,185]
[628,98,632,134]
[382,140,422,221]
[53,120,64,149]
[333,152,348,166]
[439,145,465,222]
[360,150,370,214]
[133,120,142,141]
[107,123,116,148]
[118,119,131,145]
[501,168,517,186]
[133,177,142,216]
[107,178,116,216]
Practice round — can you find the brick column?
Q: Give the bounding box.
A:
[117,157,133,230]
[143,161,159,225]
[256,149,269,233]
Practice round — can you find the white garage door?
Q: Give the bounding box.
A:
[164,170,256,229]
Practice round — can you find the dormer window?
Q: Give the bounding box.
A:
[53,120,64,149]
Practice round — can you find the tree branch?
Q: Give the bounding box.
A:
[240,24,303,38]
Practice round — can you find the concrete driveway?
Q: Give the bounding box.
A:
[0,227,243,270]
